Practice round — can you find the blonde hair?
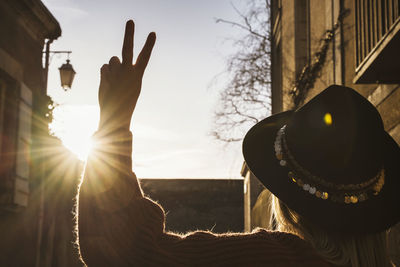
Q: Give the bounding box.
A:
[270,195,392,267]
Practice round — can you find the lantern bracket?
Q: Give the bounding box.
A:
[46,50,72,58]
[43,48,75,91]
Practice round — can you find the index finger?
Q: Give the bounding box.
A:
[122,20,134,65]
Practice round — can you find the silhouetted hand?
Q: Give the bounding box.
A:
[98,20,156,131]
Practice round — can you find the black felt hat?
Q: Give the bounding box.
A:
[243,85,400,233]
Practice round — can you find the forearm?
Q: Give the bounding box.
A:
[81,128,142,204]
[77,20,159,265]
[78,128,145,266]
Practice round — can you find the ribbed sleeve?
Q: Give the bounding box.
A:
[78,130,334,267]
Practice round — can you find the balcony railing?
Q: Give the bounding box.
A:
[354,0,400,83]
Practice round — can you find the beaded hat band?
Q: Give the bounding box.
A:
[274,125,385,204]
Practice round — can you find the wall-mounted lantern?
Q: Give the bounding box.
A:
[43,43,76,93]
[59,59,76,91]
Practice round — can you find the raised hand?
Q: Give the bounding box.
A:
[98,20,156,131]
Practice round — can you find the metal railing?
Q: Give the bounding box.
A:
[355,0,400,68]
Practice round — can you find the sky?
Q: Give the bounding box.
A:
[43,0,250,178]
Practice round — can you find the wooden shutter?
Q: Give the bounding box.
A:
[14,83,32,207]
[0,81,5,156]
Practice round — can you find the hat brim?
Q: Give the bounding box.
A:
[242,111,400,234]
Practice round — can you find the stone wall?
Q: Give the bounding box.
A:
[140,178,244,234]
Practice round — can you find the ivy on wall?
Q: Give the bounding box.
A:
[44,95,57,127]
[289,9,349,108]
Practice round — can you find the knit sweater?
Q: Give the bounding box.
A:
[78,130,334,267]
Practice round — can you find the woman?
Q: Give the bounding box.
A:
[77,20,399,266]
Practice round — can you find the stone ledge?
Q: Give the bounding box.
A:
[377,87,400,131]
[0,48,23,82]
[389,123,400,145]
[368,84,399,107]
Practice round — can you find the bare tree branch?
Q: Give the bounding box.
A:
[212,0,271,143]
[215,18,266,39]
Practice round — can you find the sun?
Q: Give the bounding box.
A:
[61,131,94,160]
[50,105,99,160]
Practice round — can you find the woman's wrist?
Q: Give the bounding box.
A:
[98,111,131,132]
[93,126,132,142]
[91,128,133,170]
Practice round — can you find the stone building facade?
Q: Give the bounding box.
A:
[244,0,400,263]
[0,1,82,266]
[270,0,400,122]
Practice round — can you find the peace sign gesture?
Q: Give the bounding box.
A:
[98,20,156,131]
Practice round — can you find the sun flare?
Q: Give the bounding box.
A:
[50,105,99,160]
[62,133,94,160]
